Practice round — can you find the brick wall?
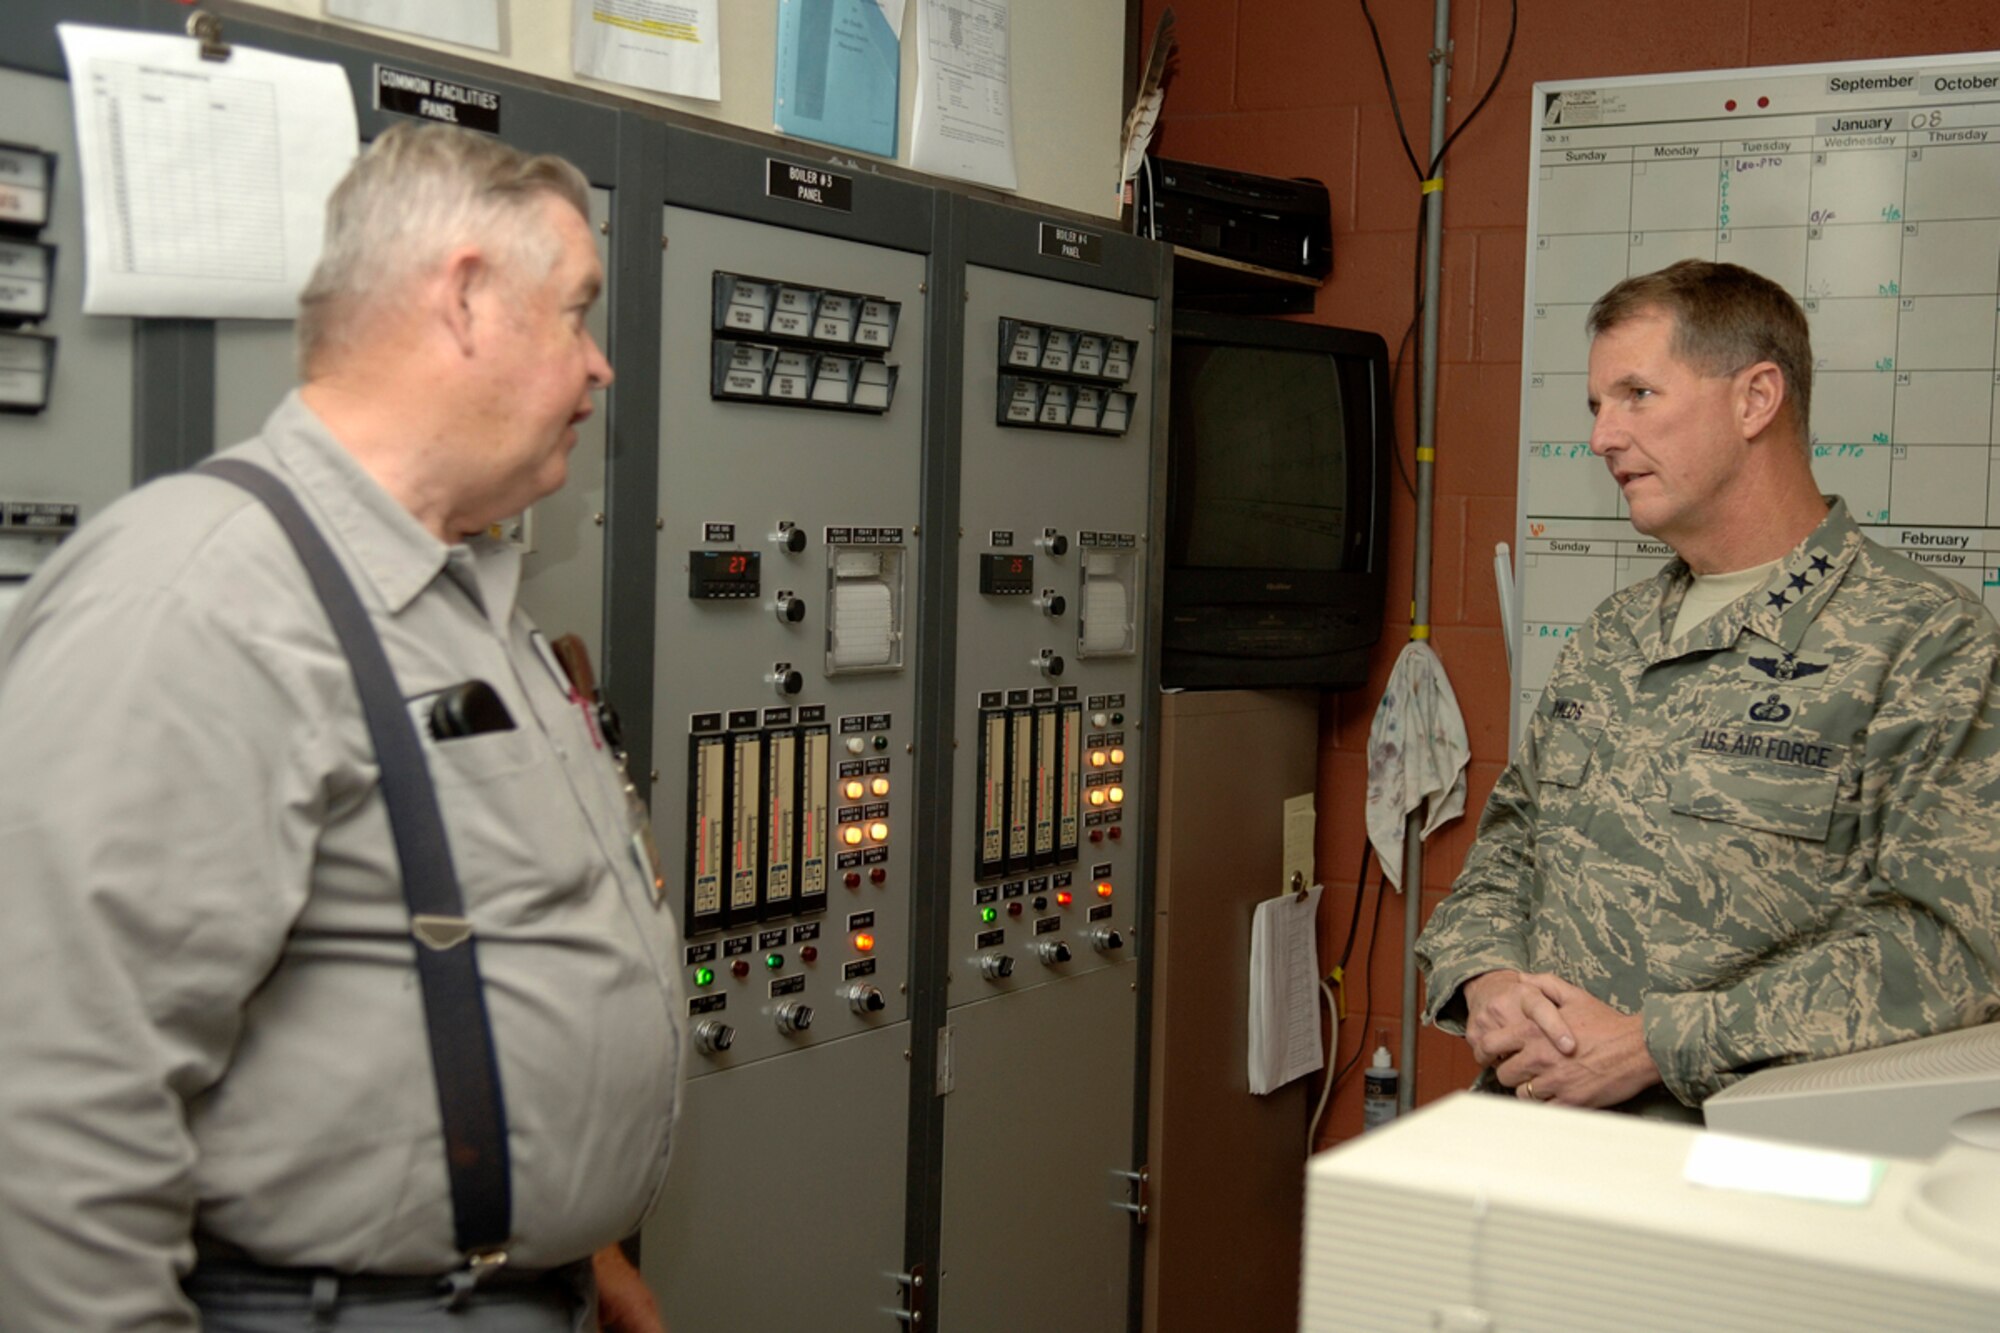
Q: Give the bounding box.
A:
[1139,0,2000,1145]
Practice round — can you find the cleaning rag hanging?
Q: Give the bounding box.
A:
[1365,640,1470,889]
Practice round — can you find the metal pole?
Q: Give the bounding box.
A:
[1400,0,1452,1115]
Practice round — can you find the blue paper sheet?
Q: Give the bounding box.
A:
[775,0,900,160]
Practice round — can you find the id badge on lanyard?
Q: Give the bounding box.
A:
[537,631,668,906]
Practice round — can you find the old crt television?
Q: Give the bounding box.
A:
[1163,311,1390,690]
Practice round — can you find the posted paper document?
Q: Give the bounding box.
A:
[1248,883,1324,1095]
[775,0,902,159]
[573,0,721,101]
[57,24,358,320]
[327,0,501,52]
[910,0,1015,190]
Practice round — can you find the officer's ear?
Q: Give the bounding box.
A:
[437,244,486,358]
[1737,360,1787,441]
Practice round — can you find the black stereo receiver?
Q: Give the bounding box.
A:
[1137,156,1332,278]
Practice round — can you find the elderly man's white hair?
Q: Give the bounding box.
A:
[296,122,590,377]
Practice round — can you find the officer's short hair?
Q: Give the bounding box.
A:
[1588,260,1813,435]
[297,122,589,377]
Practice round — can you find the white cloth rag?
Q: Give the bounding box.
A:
[1365,641,1471,889]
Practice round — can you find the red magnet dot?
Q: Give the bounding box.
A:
[1757,96,1770,109]
[1725,99,1738,111]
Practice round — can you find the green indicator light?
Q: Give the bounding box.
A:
[981,906,998,924]
[873,734,889,751]
[766,952,784,969]
[694,966,715,987]
[1112,712,1125,725]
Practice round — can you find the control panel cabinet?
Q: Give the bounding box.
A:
[937,249,1162,1332]
[642,197,927,1333]
[0,67,136,610]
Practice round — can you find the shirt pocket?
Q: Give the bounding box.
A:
[1668,746,1843,842]
[1536,719,1602,789]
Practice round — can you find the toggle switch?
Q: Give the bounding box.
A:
[775,1002,814,1034]
[693,1020,735,1055]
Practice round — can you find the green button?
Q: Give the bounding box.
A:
[980,906,998,924]
[873,735,889,750]
[765,952,784,969]
[693,966,715,988]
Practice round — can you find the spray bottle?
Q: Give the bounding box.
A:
[1362,1032,1400,1132]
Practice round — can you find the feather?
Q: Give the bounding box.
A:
[1120,8,1177,186]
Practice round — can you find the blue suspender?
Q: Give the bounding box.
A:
[198,458,512,1266]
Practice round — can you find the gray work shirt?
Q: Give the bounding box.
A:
[1417,498,2000,1106]
[0,394,684,1330]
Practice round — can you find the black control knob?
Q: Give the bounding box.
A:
[779,525,808,553]
[775,595,807,624]
[1090,928,1125,954]
[693,1020,735,1055]
[980,954,1016,981]
[775,1001,814,1034]
[1033,940,1072,966]
[1037,593,1067,618]
[847,984,887,1015]
[1038,654,1066,679]
[772,666,805,696]
[1040,530,1070,556]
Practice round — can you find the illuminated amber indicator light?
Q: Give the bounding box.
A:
[1055,889,1073,907]
[694,966,715,987]
[981,906,998,924]
[1088,789,1107,807]
[1096,882,1114,899]
[871,777,891,797]
[1108,786,1125,804]
[1090,750,1108,768]
[868,820,890,842]
[843,779,866,800]
[1110,748,1126,765]
[854,932,877,953]
[843,826,865,846]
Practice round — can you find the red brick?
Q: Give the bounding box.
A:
[1747,0,2000,66]
[1474,229,1529,364]
[1144,0,1236,117]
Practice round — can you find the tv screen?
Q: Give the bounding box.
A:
[1172,343,1355,572]
[1161,312,1390,691]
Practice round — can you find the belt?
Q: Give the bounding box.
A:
[186,1258,583,1298]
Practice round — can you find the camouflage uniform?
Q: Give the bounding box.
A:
[1417,498,2000,1107]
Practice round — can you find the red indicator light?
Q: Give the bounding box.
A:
[854,932,876,953]
[1007,901,1022,917]
[1097,882,1114,899]
[801,946,818,963]
[1056,890,1073,907]
[869,866,887,885]
[844,871,862,889]
[730,959,750,979]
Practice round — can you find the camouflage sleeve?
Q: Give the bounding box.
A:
[1414,638,1586,1034]
[1644,599,2000,1104]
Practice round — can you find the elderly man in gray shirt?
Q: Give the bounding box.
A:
[0,125,681,1330]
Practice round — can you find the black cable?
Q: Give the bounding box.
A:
[1328,868,1392,1093]
[1330,839,1373,979]
[1358,0,1520,505]
[1357,0,1424,181]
